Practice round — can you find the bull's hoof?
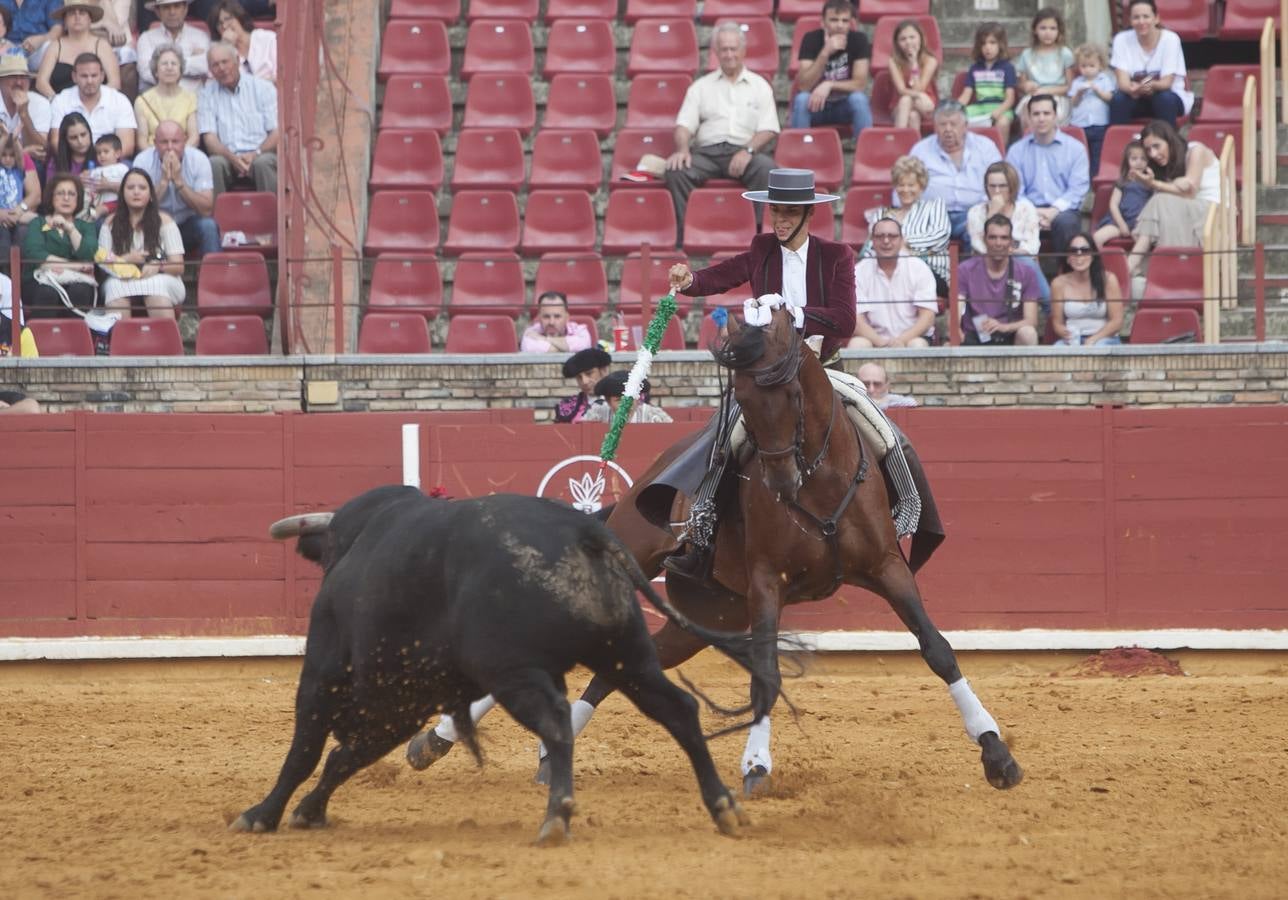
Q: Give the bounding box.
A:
[742,765,771,799]
[712,794,750,837]
[407,729,454,771]
[980,732,1024,790]
[229,813,274,833]
[534,756,551,786]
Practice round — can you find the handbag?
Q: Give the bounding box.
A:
[34,265,118,353]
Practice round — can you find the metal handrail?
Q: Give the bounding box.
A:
[1260,18,1276,187]
[1241,75,1258,245]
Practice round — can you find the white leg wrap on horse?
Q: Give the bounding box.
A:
[948,678,999,744]
[537,699,596,761]
[433,695,498,742]
[740,715,773,776]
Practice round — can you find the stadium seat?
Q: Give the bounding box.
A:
[545,0,616,19]
[699,0,771,23]
[870,16,939,72]
[377,19,449,81]
[195,315,269,355]
[368,254,443,318]
[1196,66,1259,123]
[682,188,755,255]
[1129,307,1200,344]
[109,318,184,356]
[1061,124,1089,156]
[624,0,696,22]
[842,184,891,247]
[444,314,519,353]
[1094,125,1143,190]
[449,252,526,316]
[1090,184,1114,228]
[857,0,929,24]
[969,124,1007,157]
[460,20,534,79]
[450,129,525,191]
[628,19,700,77]
[786,18,811,79]
[1219,0,1278,39]
[602,189,678,255]
[196,251,273,317]
[533,252,610,316]
[442,190,520,255]
[775,0,819,20]
[617,249,688,313]
[704,18,778,81]
[462,75,536,134]
[369,129,444,192]
[521,190,597,255]
[542,74,618,137]
[696,252,749,309]
[1141,246,1205,314]
[365,190,441,256]
[622,313,686,350]
[213,191,277,251]
[390,0,460,20]
[357,312,433,353]
[868,70,896,126]
[609,128,672,187]
[1100,246,1130,297]
[529,129,603,192]
[1188,124,1243,183]
[850,127,919,187]
[24,318,93,356]
[1117,0,1209,40]
[808,199,837,241]
[625,74,690,128]
[466,0,538,20]
[775,129,845,191]
[544,20,616,76]
[380,75,453,133]
[570,314,601,343]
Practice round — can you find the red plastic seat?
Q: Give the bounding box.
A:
[381,75,453,133]
[365,190,441,256]
[704,18,777,81]
[390,0,460,19]
[850,127,919,187]
[623,313,686,349]
[533,252,609,316]
[1187,124,1243,183]
[870,16,940,73]
[530,129,603,192]
[617,249,688,313]
[602,189,678,255]
[213,191,277,251]
[857,0,929,24]
[460,20,534,79]
[195,315,269,355]
[628,18,700,77]
[377,19,449,81]
[196,251,273,317]
[807,199,837,241]
[868,70,895,126]
[462,75,536,134]
[357,313,432,353]
[466,0,538,20]
[775,0,820,21]
[25,318,93,356]
[787,18,812,79]
[1061,124,1089,156]
[699,250,750,309]
[1219,0,1278,39]
[545,0,617,19]
[1094,125,1143,190]
[610,127,672,187]
[969,124,1007,157]
[542,74,618,137]
[544,20,616,76]
[775,129,845,191]
[450,129,525,190]
[624,0,696,22]
[1100,246,1130,296]
[444,314,519,352]
[521,190,597,255]
[1090,183,1114,226]
[450,252,526,316]
[842,184,891,247]
[1141,246,1205,315]
[1117,0,1208,40]
[369,129,443,192]
[682,188,755,255]
[1196,66,1260,123]
[109,318,184,356]
[699,0,771,22]
[368,254,443,317]
[1129,307,1200,343]
[443,190,520,255]
[624,74,689,128]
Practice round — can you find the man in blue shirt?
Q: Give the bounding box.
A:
[910,99,1002,242]
[1004,93,1089,253]
[2,0,63,71]
[198,42,278,195]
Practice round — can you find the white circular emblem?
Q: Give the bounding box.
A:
[536,455,634,514]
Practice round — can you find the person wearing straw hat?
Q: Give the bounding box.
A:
[36,2,122,98]
[0,52,51,164]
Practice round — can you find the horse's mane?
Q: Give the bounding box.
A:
[712,323,767,371]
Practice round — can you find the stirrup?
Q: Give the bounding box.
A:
[661,544,712,583]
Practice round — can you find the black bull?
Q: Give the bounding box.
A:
[232,485,771,844]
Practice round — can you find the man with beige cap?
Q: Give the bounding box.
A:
[0,53,51,165]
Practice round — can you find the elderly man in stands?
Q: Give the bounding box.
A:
[0,53,50,167]
[910,98,1001,241]
[1004,93,1090,254]
[133,119,221,256]
[520,291,594,354]
[665,21,778,243]
[48,53,137,157]
[137,0,211,92]
[858,362,917,409]
[849,216,937,349]
[198,41,277,194]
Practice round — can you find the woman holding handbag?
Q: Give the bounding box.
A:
[21,173,99,318]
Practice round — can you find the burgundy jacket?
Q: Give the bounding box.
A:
[682,232,857,360]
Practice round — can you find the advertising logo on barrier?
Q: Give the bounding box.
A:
[536,455,634,514]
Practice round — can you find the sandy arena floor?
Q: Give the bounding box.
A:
[2,650,1286,899]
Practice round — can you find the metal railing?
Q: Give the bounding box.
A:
[1260,17,1278,187]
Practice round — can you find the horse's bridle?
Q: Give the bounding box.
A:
[740,336,835,481]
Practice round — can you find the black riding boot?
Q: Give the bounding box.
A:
[662,541,713,582]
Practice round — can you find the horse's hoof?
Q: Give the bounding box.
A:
[712,794,750,837]
[742,765,771,799]
[980,733,1025,790]
[228,814,260,833]
[288,811,327,829]
[534,756,551,785]
[536,816,569,847]
[407,729,454,771]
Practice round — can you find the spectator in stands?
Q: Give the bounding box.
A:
[966,160,1050,307]
[789,0,871,139]
[0,9,17,55]
[1125,119,1218,280]
[910,99,1001,241]
[849,216,936,349]
[48,52,137,156]
[198,41,276,194]
[520,290,594,354]
[133,118,218,255]
[209,0,274,83]
[665,22,777,242]
[1092,139,1151,249]
[0,389,40,412]
[555,346,612,424]
[4,0,62,73]
[93,0,138,99]
[1108,0,1192,128]
[137,1,209,93]
[861,154,950,296]
[858,361,916,409]
[98,167,185,319]
[957,213,1039,346]
[1015,8,1073,128]
[134,44,198,147]
[888,19,938,132]
[957,22,1016,130]
[36,2,122,99]
[0,131,38,258]
[138,0,275,31]
[582,371,673,424]
[1068,43,1114,176]
[1004,94,1088,253]
[84,132,127,218]
[1050,231,1123,346]
[0,52,51,167]
[46,110,94,182]
[22,172,98,316]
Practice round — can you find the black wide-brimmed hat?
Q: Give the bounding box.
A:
[742,168,839,205]
[562,346,612,378]
[593,370,652,400]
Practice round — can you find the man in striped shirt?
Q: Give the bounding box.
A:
[197,41,277,195]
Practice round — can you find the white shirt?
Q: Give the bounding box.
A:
[780,237,809,310]
[137,23,211,92]
[0,92,51,139]
[675,67,780,147]
[49,85,138,142]
[854,255,938,339]
[1110,28,1193,114]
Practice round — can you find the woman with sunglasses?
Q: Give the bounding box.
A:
[1050,232,1123,346]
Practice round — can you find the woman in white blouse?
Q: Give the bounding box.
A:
[1126,119,1218,280]
[1108,0,1191,127]
[209,0,276,83]
[861,155,951,296]
[965,161,1051,306]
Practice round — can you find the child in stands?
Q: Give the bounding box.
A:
[957,22,1017,130]
[1068,43,1115,176]
[85,134,129,221]
[1093,140,1153,248]
[1015,7,1074,127]
[889,19,939,131]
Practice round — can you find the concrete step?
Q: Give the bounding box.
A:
[1219,304,1288,339]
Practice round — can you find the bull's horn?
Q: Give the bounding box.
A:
[269,512,335,539]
